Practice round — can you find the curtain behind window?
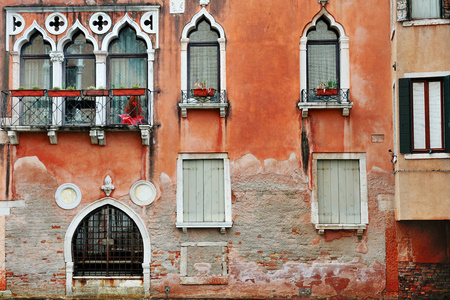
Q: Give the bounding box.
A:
[108,27,147,125]
[188,20,219,91]
[21,34,52,125]
[412,0,440,18]
[307,20,338,91]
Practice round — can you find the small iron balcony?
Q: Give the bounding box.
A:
[0,89,152,129]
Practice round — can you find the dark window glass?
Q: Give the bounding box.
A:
[64,31,95,89]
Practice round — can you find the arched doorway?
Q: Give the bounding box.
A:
[64,198,150,297]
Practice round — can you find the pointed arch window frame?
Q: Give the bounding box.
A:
[5,11,156,143]
[298,8,352,118]
[179,8,228,118]
[64,197,151,297]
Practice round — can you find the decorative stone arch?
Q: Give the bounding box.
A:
[13,20,56,52]
[101,13,155,125]
[299,7,350,96]
[57,19,99,52]
[101,13,153,52]
[180,7,227,94]
[64,197,151,296]
[10,21,56,90]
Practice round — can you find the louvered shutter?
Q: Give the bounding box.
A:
[318,160,361,224]
[399,78,413,153]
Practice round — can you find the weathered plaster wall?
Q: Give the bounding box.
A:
[1,0,395,298]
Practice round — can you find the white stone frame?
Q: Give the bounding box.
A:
[311,153,368,236]
[176,153,233,231]
[64,197,151,297]
[179,8,228,117]
[180,242,228,285]
[45,13,68,35]
[130,180,157,206]
[298,8,352,118]
[102,14,156,127]
[6,6,159,137]
[55,183,82,210]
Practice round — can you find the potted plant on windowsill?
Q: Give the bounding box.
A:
[83,86,109,96]
[11,86,45,97]
[112,84,146,96]
[316,79,338,96]
[48,86,81,97]
[192,80,214,97]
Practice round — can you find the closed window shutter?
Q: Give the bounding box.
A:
[399,78,413,153]
[318,160,361,224]
[397,0,410,21]
[443,0,450,19]
[183,159,225,222]
[444,76,450,152]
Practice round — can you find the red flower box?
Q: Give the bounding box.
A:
[317,89,338,96]
[112,88,146,96]
[48,90,81,97]
[11,90,45,97]
[193,88,214,97]
[84,89,109,96]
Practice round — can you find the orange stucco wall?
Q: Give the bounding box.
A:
[0,0,398,298]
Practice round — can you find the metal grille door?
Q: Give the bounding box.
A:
[72,205,143,276]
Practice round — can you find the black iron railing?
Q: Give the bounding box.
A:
[301,89,350,103]
[0,89,151,128]
[180,89,227,104]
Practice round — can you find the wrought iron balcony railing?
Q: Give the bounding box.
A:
[0,89,152,129]
[180,89,227,104]
[301,88,350,103]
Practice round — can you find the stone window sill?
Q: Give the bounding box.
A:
[179,102,228,118]
[403,19,450,27]
[404,153,450,160]
[315,224,366,237]
[297,102,353,118]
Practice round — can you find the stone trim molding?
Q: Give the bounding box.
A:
[57,19,99,52]
[298,7,350,116]
[180,242,228,285]
[176,153,232,232]
[180,8,227,115]
[0,200,25,216]
[13,20,56,52]
[64,197,151,296]
[101,13,154,52]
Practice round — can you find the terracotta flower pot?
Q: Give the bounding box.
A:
[48,90,81,97]
[317,89,338,96]
[11,90,45,97]
[112,88,146,96]
[84,89,109,96]
[193,88,214,97]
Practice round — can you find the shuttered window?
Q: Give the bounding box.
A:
[317,160,361,224]
[182,159,225,222]
[399,76,450,153]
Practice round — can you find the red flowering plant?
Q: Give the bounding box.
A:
[119,96,144,125]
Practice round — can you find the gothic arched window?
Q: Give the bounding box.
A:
[72,205,144,276]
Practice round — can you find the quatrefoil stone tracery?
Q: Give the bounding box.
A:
[9,13,25,35]
[140,11,157,34]
[45,13,68,35]
[89,12,112,35]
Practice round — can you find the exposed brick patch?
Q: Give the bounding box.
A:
[398,262,450,299]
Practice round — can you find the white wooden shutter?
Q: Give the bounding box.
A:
[183,159,225,222]
[318,160,361,224]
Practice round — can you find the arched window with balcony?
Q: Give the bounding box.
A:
[107,26,148,125]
